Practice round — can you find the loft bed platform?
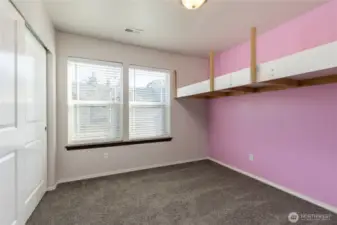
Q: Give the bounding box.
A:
[175,27,337,99]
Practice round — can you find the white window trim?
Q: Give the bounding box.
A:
[67,57,124,145]
[122,63,129,141]
[67,58,172,146]
[128,64,171,141]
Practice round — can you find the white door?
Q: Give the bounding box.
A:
[0,10,47,225]
[18,27,47,223]
[0,12,24,225]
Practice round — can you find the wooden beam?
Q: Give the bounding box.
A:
[256,86,288,93]
[207,91,228,97]
[192,91,228,98]
[226,87,257,96]
[250,27,257,83]
[299,74,337,86]
[263,78,299,87]
[227,91,246,96]
[173,70,177,98]
[209,51,215,91]
[231,87,256,93]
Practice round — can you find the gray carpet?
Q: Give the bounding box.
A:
[27,160,336,225]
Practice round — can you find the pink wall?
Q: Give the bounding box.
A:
[210,0,337,207]
[214,0,337,76]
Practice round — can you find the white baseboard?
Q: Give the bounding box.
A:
[51,157,207,190]
[208,157,337,214]
[47,184,58,191]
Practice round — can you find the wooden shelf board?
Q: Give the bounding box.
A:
[299,74,337,86]
[176,74,337,99]
[261,78,299,87]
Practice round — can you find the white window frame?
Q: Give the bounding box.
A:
[67,58,172,145]
[128,65,171,141]
[67,57,123,145]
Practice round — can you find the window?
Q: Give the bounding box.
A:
[67,58,171,145]
[68,58,123,144]
[129,66,170,140]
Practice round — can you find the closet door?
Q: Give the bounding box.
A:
[17,27,47,223]
[0,9,48,225]
[0,12,25,225]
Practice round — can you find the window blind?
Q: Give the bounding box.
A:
[68,58,122,143]
[129,66,170,140]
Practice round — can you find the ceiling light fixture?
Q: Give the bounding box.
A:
[181,0,207,10]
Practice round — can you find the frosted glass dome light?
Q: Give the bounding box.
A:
[181,0,207,10]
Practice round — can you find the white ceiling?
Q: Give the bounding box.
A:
[43,0,327,57]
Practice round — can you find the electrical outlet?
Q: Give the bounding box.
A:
[249,154,254,161]
[104,153,109,159]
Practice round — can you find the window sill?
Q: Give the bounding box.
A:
[66,137,173,151]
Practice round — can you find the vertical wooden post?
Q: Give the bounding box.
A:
[173,70,177,98]
[250,27,257,83]
[209,51,215,91]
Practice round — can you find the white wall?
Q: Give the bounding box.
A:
[10,0,57,188]
[56,32,208,182]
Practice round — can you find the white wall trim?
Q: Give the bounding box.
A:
[49,157,207,190]
[46,184,58,191]
[208,157,337,214]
